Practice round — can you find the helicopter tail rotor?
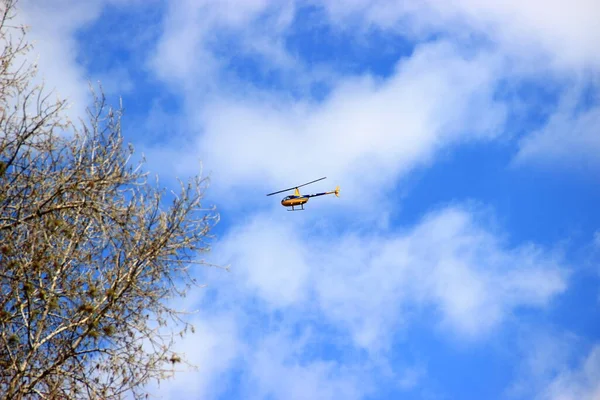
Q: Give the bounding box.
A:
[334,186,340,197]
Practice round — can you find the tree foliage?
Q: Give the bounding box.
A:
[0,1,217,398]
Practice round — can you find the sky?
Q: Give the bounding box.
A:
[14,0,600,399]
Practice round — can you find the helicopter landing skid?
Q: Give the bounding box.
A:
[287,205,305,211]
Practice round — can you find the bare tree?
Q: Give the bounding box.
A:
[0,1,218,398]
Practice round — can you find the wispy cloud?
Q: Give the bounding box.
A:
[146,0,600,180]
[515,88,600,170]
[151,0,297,91]
[540,345,600,400]
[147,312,239,399]
[15,0,103,118]
[156,41,506,214]
[320,0,600,70]
[220,206,566,344]
[150,204,568,398]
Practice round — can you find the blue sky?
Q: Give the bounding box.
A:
[17,0,600,399]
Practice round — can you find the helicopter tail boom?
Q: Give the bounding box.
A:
[305,186,340,199]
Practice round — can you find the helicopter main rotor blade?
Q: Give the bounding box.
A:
[266,177,327,196]
[296,177,327,189]
[266,186,297,196]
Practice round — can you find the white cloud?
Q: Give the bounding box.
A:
[440,0,600,71]
[159,204,566,398]
[14,0,599,181]
[149,313,240,400]
[319,207,566,345]
[165,40,506,213]
[515,102,600,170]
[14,0,104,119]
[315,1,600,171]
[508,328,600,400]
[321,0,600,71]
[146,0,600,181]
[13,0,146,121]
[540,345,600,400]
[241,332,365,400]
[219,216,311,307]
[151,0,296,91]
[153,0,600,89]
[216,206,567,351]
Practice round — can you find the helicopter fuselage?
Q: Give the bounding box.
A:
[281,195,309,208]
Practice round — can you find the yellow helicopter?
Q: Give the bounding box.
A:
[267,177,340,211]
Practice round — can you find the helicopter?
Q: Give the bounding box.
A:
[266,177,340,211]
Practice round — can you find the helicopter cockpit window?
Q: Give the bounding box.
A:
[283,195,294,201]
